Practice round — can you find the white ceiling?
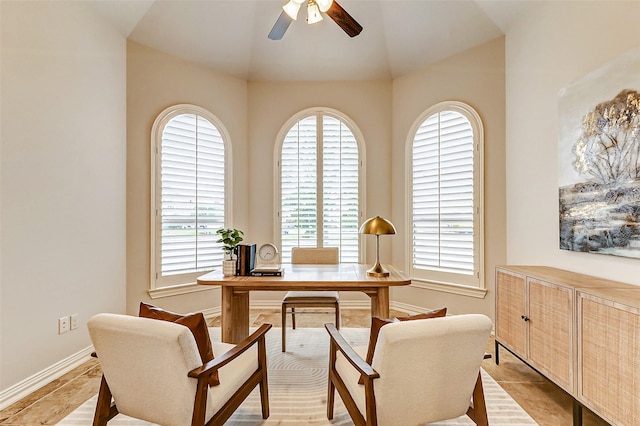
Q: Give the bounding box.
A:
[89,0,541,81]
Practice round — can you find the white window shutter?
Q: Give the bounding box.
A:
[159,113,225,278]
[322,116,359,263]
[280,113,360,263]
[281,116,318,262]
[412,110,475,276]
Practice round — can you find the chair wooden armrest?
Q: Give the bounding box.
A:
[189,323,272,426]
[188,323,272,379]
[325,323,379,380]
[326,322,379,425]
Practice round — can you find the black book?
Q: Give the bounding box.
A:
[251,267,284,277]
[237,243,256,276]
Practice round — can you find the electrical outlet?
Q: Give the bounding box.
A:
[58,316,70,334]
[70,314,79,330]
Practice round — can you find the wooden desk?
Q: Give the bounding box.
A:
[197,263,411,343]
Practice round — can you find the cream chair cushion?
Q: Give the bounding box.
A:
[335,314,492,425]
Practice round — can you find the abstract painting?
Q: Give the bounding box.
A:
[558,48,640,258]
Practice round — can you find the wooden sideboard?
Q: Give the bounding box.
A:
[495,265,640,426]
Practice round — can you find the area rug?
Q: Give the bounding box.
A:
[57,328,537,425]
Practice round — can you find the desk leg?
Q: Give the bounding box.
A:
[370,287,390,318]
[221,286,250,344]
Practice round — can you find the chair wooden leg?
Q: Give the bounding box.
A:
[335,302,340,329]
[363,378,378,426]
[291,307,296,329]
[259,336,270,419]
[327,341,337,420]
[466,371,488,426]
[191,377,210,426]
[281,303,287,352]
[93,375,118,426]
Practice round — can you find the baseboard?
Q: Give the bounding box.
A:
[201,306,221,320]
[0,345,94,411]
[389,300,427,315]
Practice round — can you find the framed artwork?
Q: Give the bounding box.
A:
[558,48,640,258]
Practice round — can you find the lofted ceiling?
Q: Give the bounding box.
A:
[89,0,541,81]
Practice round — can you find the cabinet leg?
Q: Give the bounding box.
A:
[495,340,500,365]
[572,398,582,426]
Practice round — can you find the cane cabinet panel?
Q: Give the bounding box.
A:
[495,268,527,356]
[528,278,573,392]
[578,289,640,426]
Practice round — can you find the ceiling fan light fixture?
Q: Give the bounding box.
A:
[270,0,362,40]
[307,0,323,24]
[315,0,333,13]
[283,0,302,20]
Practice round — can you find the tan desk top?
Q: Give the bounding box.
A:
[197,263,411,290]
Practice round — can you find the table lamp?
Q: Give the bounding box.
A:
[359,216,396,277]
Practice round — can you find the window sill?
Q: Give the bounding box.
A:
[148,282,218,299]
[410,278,488,299]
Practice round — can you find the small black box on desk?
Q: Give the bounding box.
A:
[236,243,256,276]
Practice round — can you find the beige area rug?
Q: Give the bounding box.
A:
[57,328,537,425]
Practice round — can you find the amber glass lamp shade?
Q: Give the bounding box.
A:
[359,216,396,277]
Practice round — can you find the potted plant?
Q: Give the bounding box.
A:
[216,228,244,276]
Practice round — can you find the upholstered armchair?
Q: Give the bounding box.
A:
[88,313,271,426]
[325,314,493,426]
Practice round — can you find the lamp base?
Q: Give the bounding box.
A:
[366,261,389,277]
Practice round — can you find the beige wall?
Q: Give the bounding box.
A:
[505,1,640,286]
[390,37,507,318]
[1,1,126,390]
[126,42,249,315]
[247,80,392,303]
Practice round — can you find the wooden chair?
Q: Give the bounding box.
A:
[325,314,493,426]
[281,247,340,352]
[87,313,271,426]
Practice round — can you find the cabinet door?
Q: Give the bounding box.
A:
[496,269,527,356]
[528,278,573,393]
[578,292,640,425]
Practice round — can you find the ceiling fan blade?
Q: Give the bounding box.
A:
[268,10,293,40]
[325,0,362,37]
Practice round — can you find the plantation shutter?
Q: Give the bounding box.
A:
[159,114,225,277]
[322,116,359,262]
[280,113,360,263]
[412,110,474,276]
[281,116,318,262]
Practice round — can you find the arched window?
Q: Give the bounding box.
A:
[407,101,484,291]
[151,104,230,290]
[277,108,364,264]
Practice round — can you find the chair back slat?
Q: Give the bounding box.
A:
[291,247,339,264]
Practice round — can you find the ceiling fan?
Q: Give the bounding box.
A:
[268,0,363,40]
